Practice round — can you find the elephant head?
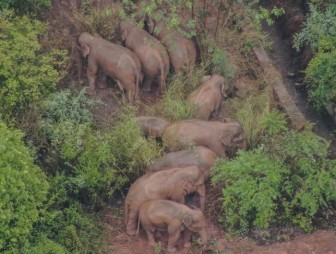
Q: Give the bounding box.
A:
[219,122,246,152]
[181,209,207,245]
[179,167,205,210]
[119,21,136,42]
[78,32,95,58]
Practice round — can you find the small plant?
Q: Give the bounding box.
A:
[211,48,236,83]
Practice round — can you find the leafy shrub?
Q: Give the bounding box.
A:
[213,129,336,234]
[212,148,288,234]
[0,121,49,252]
[211,48,236,82]
[0,0,51,15]
[0,11,66,121]
[294,3,336,51]
[305,37,336,110]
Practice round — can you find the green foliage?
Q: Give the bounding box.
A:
[213,128,336,234]
[305,36,336,110]
[212,148,288,234]
[233,91,286,148]
[211,48,236,83]
[294,3,336,51]
[0,0,51,15]
[0,11,66,121]
[0,121,48,252]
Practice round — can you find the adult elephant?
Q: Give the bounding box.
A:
[78,32,142,104]
[147,146,217,180]
[188,75,228,120]
[145,17,198,72]
[125,166,205,236]
[139,200,207,253]
[119,21,170,95]
[162,119,246,158]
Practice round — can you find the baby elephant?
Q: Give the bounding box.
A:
[139,200,207,253]
[147,146,217,180]
[188,75,228,120]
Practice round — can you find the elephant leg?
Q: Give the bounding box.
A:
[167,219,182,253]
[142,77,153,92]
[182,229,193,248]
[116,81,127,104]
[158,75,166,96]
[126,209,138,236]
[144,228,156,246]
[126,88,135,105]
[87,58,98,96]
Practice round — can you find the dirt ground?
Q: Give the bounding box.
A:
[102,204,336,254]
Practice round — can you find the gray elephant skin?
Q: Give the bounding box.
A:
[135,116,170,138]
[139,200,207,253]
[125,165,205,236]
[188,75,228,120]
[120,21,170,95]
[146,17,197,72]
[162,119,246,158]
[78,32,143,104]
[147,146,217,180]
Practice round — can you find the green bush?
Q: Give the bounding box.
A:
[0,11,66,121]
[0,0,51,15]
[305,37,336,110]
[0,121,49,252]
[211,48,236,82]
[212,129,336,234]
[212,148,288,234]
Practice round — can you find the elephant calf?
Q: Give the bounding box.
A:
[125,166,205,236]
[147,146,217,180]
[135,116,170,138]
[188,75,228,120]
[139,200,207,253]
[162,119,246,158]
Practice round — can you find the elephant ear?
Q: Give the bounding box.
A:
[219,131,233,146]
[182,179,193,193]
[182,214,193,227]
[121,27,128,42]
[80,43,90,58]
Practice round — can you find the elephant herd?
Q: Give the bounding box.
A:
[78,18,199,104]
[78,17,246,253]
[124,117,246,252]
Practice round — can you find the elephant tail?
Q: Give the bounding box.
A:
[124,201,129,225]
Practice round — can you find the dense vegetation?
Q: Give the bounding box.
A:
[1,0,335,252]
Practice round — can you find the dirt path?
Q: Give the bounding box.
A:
[262,21,336,155]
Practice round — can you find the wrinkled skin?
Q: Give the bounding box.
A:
[125,166,205,236]
[162,119,246,158]
[145,17,197,72]
[139,200,207,253]
[147,146,217,180]
[78,32,142,104]
[135,116,170,138]
[119,21,170,95]
[188,75,229,120]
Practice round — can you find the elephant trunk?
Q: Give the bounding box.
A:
[196,184,206,210]
[197,226,207,245]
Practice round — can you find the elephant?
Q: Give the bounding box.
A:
[147,146,217,180]
[188,75,229,120]
[125,166,205,236]
[78,32,142,104]
[135,116,170,138]
[138,200,207,253]
[162,119,246,158]
[119,21,170,95]
[145,17,198,72]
